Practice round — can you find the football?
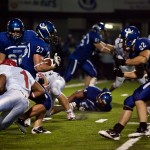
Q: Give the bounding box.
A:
[43,58,52,66]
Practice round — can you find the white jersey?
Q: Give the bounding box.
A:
[115,37,129,60]
[36,70,65,98]
[0,65,35,97]
[44,71,64,86]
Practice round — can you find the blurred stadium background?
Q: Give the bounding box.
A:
[1,0,150,80]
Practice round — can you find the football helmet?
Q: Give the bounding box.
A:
[120,26,140,39]
[96,91,112,106]
[92,22,105,33]
[7,18,24,41]
[120,26,140,48]
[1,59,17,67]
[36,21,57,44]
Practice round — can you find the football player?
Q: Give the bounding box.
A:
[99,26,150,140]
[64,22,115,87]
[48,86,112,115]
[68,86,112,112]
[17,20,75,134]
[109,26,147,92]
[0,59,45,131]
[0,18,55,133]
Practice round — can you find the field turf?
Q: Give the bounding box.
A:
[0,80,150,150]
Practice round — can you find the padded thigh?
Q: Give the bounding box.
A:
[124,96,135,108]
[124,83,150,109]
[133,83,150,102]
[50,80,65,96]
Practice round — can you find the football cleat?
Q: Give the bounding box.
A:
[31,126,51,134]
[24,118,31,127]
[67,111,76,120]
[128,128,150,138]
[16,118,27,133]
[98,129,120,140]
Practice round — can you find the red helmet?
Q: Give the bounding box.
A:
[1,59,17,67]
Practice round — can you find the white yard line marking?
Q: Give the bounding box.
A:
[128,122,150,125]
[116,122,150,150]
[95,119,108,123]
[65,80,107,88]
[116,137,141,150]
[121,94,129,97]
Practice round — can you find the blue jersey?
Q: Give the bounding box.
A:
[21,37,50,78]
[124,38,150,109]
[129,38,150,58]
[0,30,36,65]
[64,30,101,82]
[74,86,112,112]
[129,38,150,77]
[71,31,102,63]
[0,30,50,78]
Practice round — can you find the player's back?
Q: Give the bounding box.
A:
[0,65,35,97]
[84,86,101,102]
[71,31,101,62]
[23,30,37,42]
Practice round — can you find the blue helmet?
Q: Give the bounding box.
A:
[97,91,112,105]
[36,21,57,44]
[92,22,105,33]
[7,18,24,40]
[120,26,140,48]
[120,26,140,39]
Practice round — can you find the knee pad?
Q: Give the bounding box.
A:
[123,96,135,110]
[123,105,133,111]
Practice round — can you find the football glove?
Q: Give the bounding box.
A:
[53,53,61,67]
[113,68,124,77]
[114,58,126,66]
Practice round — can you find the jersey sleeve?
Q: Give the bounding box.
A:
[134,38,150,52]
[32,38,49,57]
[89,31,101,44]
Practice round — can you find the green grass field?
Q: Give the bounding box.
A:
[0,80,150,150]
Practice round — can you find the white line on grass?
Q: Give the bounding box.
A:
[128,122,150,125]
[65,80,107,88]
[116,137,141,150]
[116,122,150,150]
[95,119,108,123]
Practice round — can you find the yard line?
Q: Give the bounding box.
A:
[116,137,141,150]
[65,80,107,88]
[95,119,108,123]
[128,122,150,125]
[116,122,150,150]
